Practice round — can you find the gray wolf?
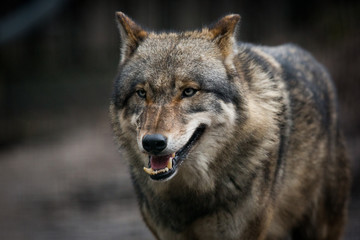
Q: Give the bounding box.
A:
[110,12,350,240]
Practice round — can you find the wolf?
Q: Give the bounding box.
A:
[110,12,350,240]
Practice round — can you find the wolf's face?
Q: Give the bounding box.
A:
[111,13,243,183]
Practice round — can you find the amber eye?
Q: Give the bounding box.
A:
[136,89,146,98]
[182,88,197,98]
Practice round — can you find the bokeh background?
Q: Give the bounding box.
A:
[0,0,359,239]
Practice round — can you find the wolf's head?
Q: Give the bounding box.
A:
[110,13,248,188]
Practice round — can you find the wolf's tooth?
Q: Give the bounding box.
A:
[144,165,171,175]
[171,153,175,158]
[143,167,155,175]
[167,159,173,169]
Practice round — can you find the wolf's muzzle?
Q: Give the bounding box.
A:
[143,125,206,181]
[142,134,168,155]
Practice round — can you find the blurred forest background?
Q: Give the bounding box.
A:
[0,0,359,239]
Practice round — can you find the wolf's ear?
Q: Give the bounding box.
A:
[208,14,241,58]
[115,12,148,63]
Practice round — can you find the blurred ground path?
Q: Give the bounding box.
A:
[0,115,153,240]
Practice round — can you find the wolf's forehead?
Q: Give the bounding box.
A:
[139,36,219,65]
[132,36,226,84]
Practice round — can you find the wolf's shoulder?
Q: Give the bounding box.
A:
[237,41,334,113]
[241,43,318,69]
[239,42,331,84]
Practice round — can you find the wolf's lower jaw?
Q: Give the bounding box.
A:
[143,124,207,181]
[143,153,175,175]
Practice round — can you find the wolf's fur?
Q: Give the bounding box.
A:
[110,12,350,240]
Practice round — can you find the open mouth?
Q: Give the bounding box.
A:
[143,124,206,181]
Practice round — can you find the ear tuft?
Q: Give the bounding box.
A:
[115,12,148,63]
[208,14,241,58]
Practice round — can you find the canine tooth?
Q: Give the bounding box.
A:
[167,159,173,169]
[143,167,155,175]
[171,153,175,158]
[144,166,171,175]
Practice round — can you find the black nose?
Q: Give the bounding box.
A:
[142,134,167,154]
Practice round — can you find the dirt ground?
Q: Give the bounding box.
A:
[0,113,359,240]
[0,114,152,240]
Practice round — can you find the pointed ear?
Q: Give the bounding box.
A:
[208,14,241,57]
[115,12,148,63]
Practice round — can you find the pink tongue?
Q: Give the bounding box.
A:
[150,154,171,170]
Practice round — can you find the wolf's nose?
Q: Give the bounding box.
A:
[142,134,168,154]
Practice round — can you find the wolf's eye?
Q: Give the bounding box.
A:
[136,89,146,99]
[182,88,197,98]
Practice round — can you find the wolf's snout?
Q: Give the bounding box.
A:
[142,134,167,154]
